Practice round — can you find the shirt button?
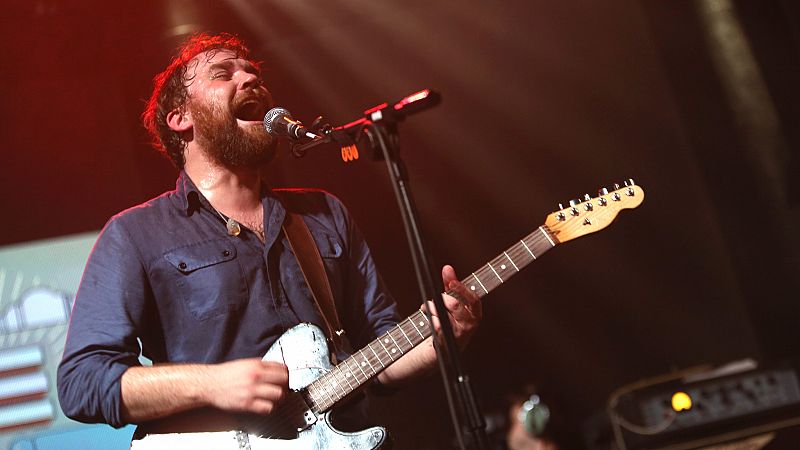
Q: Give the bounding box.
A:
[178,262,187,269]
[222,250,231,257]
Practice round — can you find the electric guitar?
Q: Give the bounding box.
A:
[131,182,645,449]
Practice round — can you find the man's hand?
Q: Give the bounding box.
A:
[424,265,483,349]
[374,265,482,387]
[120,359,289,422]
[203,359,289,415]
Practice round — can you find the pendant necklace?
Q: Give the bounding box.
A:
[210,207,242,236]
[211,206,265,241]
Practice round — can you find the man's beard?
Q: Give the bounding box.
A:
[189,95,277,168]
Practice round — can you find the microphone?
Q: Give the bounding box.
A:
[263,107,322,141]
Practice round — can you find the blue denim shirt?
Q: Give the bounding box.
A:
[57,171,399,427]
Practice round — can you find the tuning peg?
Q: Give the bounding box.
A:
[599,187,609,195]
[558,203,565,210]
[567,199,581,216]
[627,178,636,186]
[623,180,629,187]
[614,183,620,190]
[584,194,591,201]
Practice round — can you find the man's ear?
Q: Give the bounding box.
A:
[166,107,192,132]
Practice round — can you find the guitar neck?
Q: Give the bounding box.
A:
[304,226,559,412]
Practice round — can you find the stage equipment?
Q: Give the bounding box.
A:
[608,359,800,449]
[280,88,441,159]
[263,107,323,141]
[519,394,551,437]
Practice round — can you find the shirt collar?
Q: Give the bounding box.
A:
[175,170,205,216]
[174,170,287,248]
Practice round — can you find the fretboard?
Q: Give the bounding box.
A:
[304,226,558,413]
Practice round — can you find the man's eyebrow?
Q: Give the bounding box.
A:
[208,60,261,75]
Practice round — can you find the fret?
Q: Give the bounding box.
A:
[314,380,335,408]
[359,350,377,374]
[409,318,426,341]
[338,365,355,390]
[329,366,346,393]
[503,251,520,271]
[377,337,395,362]
[471,272,488,294]
[306,394,321,413]
[398,323,414,346]
[409,316,425,338]
[539,226,556,247]
[353,351,370,378]
[520,239,536,259]
[386,332,403,356]
[328,374,346,400]
[487,262,503,282]
[343,359,360,386]
[368,342,386,368]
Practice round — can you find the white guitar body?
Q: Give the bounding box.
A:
[131,324,387,449]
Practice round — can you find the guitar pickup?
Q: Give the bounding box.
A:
[301,409,317,429]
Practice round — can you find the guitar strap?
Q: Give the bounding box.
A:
[282,210,345,359]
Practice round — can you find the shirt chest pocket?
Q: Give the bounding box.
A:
[163,239,249,321]
[282,230,344,304]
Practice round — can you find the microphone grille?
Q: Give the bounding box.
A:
[263,107,291,134]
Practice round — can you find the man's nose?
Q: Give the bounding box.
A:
[238,71,262,90]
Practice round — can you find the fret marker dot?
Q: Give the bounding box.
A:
[361,361,366,366]
[391,348,397,353]
[346,373,351,377]
[470,286,476,291]
[418,321,424,326]
[384,338,389,343]
[501,264,507,270]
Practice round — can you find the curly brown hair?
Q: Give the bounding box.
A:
[142,33,253,168]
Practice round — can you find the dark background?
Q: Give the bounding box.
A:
[1,0,799,448]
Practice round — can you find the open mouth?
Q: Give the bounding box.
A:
[234,99,265,123]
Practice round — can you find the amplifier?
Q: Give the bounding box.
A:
[608,359,800,449]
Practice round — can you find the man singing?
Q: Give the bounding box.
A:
[57,32,481,446]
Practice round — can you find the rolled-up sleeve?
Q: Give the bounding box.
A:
[57,216,148,427]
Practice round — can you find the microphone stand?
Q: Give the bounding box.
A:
[291,107,490,450]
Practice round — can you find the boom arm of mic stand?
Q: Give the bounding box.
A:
[290,121,366,158]
[290,135,330,158]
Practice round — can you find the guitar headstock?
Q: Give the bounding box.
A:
[544,180,644,244]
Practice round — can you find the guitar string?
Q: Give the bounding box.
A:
[242,314,431,438]
[235,231,557,438]
[246,234,552,437]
